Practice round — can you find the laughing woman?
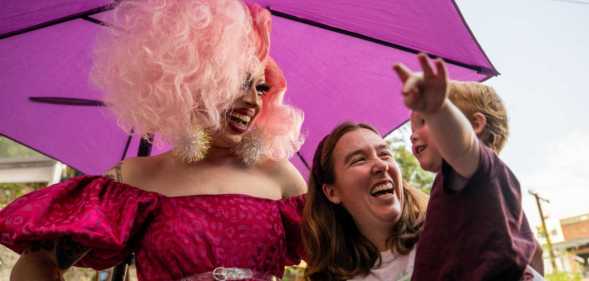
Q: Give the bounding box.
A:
[302,122,428,281]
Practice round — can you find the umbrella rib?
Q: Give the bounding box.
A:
[0,5,113,40]
[29,97,105,107]
[81,16,109,27]
[120,134,133,161]
[296,151,310,171]
[449,0,500,76]
[268,8,497,76]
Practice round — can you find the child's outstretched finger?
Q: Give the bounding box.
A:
[402,76,423,110]
[434,58,448,81]
[402,85,416,106]
[405,90,423,111]
[393,63,412,83]
[402,76,420,96]
[417,53,434,78]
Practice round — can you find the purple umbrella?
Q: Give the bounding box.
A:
[0,0,497,178]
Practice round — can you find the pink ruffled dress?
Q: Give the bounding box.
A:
[0,176,304,281]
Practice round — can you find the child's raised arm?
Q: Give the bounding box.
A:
[393,54,480,180]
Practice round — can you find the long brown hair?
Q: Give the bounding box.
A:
[302,122,428,281]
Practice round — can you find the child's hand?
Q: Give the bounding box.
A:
[393,53,449,114]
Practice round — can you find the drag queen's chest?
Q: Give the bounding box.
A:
[133,195,289,279]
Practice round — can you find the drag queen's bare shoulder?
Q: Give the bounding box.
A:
[258,158,307,198]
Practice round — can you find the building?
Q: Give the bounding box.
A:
[554,213,589,278]
[0,156,64,185]
[539,213,589,278]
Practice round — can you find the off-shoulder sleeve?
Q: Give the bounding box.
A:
[0,176,161,269]
[277,194,305,265]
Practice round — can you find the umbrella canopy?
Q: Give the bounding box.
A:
[0,0,497,177]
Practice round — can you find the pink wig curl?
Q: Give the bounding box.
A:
[246,4,304,160]
[91,0,304,161]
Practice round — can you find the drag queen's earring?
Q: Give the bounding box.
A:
[174,128,211,163]
[234,128,263,166]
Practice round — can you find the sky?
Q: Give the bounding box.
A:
[451,0,589,232]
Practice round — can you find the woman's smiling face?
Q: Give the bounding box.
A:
[324,128,404,232]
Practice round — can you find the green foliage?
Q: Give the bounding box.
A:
[546,272,583,281]
[282,265,305,281]
[0,137,43,158]
[392,145,434,193]
[536,225,547,238]
[386,124,434,194]
[0,182,46,207]
[0,137,53,208]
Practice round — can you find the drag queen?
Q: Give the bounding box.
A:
[0,1,306,280]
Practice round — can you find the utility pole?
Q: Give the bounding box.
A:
[529,190,558,272]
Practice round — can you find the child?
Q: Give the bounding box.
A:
[393,54,543,280]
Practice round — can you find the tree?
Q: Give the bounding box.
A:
[545,272,582,281]
[386,123,434,193]
[0,137,49,207]
[0,137,42,158]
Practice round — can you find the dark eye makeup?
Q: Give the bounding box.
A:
[256,83,271,93]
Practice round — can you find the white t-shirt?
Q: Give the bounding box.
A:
[347,247,544,281]
[347,248,416,281]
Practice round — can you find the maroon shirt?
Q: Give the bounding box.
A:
[412,144,536,281]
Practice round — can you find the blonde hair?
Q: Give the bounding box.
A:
[91,0,303,160]
[449,82,509,153]
[302,122,427,281]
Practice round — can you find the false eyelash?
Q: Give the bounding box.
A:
[256,83,271,92]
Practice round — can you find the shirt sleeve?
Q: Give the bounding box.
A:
[440,142,497,193]
[277,194,305,265]
[0,176,161,269]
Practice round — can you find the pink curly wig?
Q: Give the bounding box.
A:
[91,0,304,161]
